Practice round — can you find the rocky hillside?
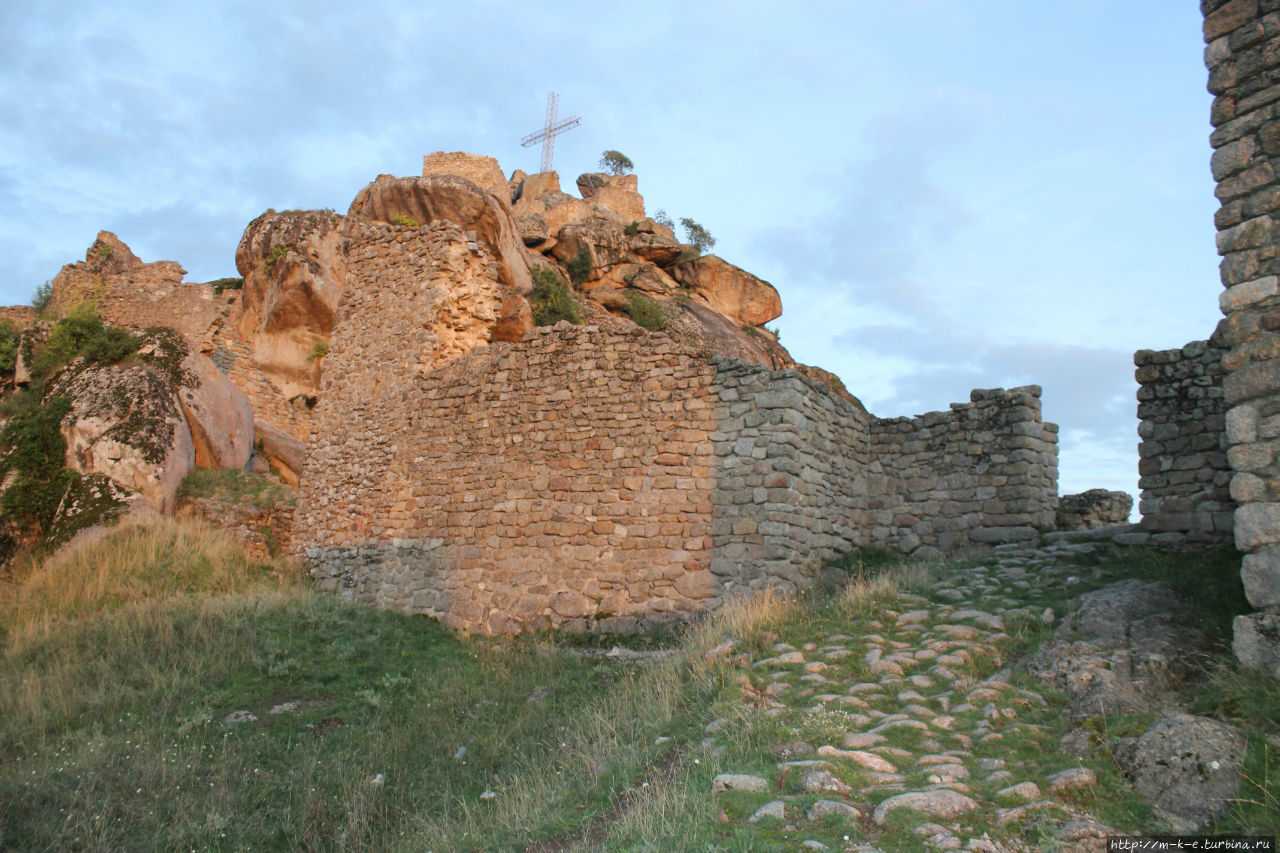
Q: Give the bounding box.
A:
[0,152,811,564]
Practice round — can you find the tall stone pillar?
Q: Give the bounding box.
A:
[1204,0,1280,677]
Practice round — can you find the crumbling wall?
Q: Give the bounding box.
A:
[1133,339,1234,546]
[1202,0,1280,676]
[422,152,510,200]
[868,387,1059,555]
[710,360,871,589]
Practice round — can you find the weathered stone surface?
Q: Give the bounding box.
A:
[255,421,306,486]
[871,790,978,825]
[421,151,509,199]
[1233,609,1280,677]
[1056,489,1132,530]
[347,173,533,297]
[806,800,860,822]
[235,211,345,400]
[49,331,196,515]
[1116,714,1246,832]
[710,773,769,794]
[671,255,782,326]
[1025,580,1212,718]
[1241,544,1280,607]
[178,349,254,471]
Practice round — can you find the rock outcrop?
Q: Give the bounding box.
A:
[49,330,197,515]
[1055,489,1133,530]
[235,211,346,400]
[671,255,783,327]
[1025,580,1212,719]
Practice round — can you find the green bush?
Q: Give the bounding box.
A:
[0,394,76,544]
[392,214,420,228]
[529,268,579,326]
[209,277,243,295]
[0,320,19,374]
[565,247,593,285]
[32,306,139,381]
[308,341,327,361]
[653,210,673,229]
[263,245,289,275]
[623,291,667,332]
[624,221,640,237]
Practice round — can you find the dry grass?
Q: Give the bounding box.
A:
[1,517,288,651]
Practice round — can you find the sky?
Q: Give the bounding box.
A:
[0,1,1219,512]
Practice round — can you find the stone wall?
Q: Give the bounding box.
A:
[422,152,510,201]
[868,387,1059,556]
[1133,339,1234,546]
[1202,0,1280,676]
[710,360,871,589]
[296,261,1061,632]
[298,324,722,634]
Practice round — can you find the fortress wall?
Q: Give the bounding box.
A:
[868,387,1059,555]
[1134,339,1234,546]
[300,323,721,634]
[1203,0,1280,671]
[709,359,871,590]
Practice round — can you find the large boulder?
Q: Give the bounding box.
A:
[1115,714,1246,832]
[48,330,196,515]
[235,211,345,400]
[1057,489,1133,530]
[575,172,646,222]
[178,349,254,471]
[1025,580,1212,719]
[671,255,782,327]
[347,174,533,297]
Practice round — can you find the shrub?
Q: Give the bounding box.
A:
[0,395,76,546]
[392,214,420,228]
[95,242,113,259]
[566,247,593,285]
[33,306,139,380]
[263,245,289,274]
[623,291,667,332]
[209,277,243,295]
[624,221,640,237]
[680,218,716,254]
[653,210,673,229]
[308,341,327,361]
[0,320,18,374]
[529,268,579,326]
[599,150,633,176]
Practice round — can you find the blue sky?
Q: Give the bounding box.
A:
[0,1,1219,508]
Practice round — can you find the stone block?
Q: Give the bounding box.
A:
[1242,544,1280,607]
[1233,609,1280,678]
[1234,500,1280,549]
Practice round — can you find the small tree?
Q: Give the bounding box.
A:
[680,218,716,255]
[31,281,53,315]
[599,150,633,176]
[652,210,673,229]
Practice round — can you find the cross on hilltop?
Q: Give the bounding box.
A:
[521,92,580,173]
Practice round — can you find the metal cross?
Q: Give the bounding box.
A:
[521,92,581,173]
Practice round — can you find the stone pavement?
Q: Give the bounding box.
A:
[708,541,1124,852]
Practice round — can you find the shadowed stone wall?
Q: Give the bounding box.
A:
[1202,0,1280,675]
[1133,338,1234,547]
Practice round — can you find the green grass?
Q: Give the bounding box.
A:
[179,468,297,510]
[2,532,1276,849]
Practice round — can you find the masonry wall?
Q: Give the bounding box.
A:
[710,360,871,590]
[1134,339,1234,546]
[1203,0,1280,673]
[300,325,722,634]
[868,387,1059,555]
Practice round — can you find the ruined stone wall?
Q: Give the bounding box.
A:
[868,387,1059,555]
[1203,0,1280,675]
[299,324,722,634]
[1133,339,1234,546]
[422,152,510,200]
[710,360,871,587]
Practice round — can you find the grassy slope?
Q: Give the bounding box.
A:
[1,525,1277,851]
